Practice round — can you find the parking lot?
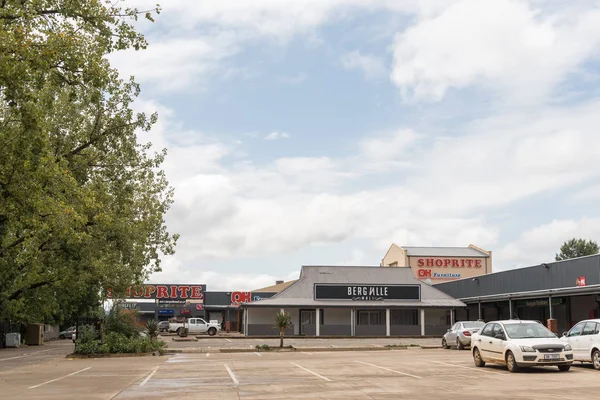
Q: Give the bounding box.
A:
[2,346,600,399]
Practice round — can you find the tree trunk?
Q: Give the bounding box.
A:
[280,328,284,348]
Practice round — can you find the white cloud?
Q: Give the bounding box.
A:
[149,258,295,291]
[341,50,386,79]
[116,0,459,91]
[570,185,600,203]
[498,218,600,269]
[264,132,291,140]
[147,97,600,269]
[391,0,600,102]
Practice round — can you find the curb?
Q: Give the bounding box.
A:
[66,352,163,359]
[164,344,436,354]
[189,335,441,340]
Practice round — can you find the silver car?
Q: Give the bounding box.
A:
[443,321,486,350]
[59,326,76,340]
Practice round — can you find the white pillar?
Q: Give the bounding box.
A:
[351,308,355,336]
[385,309,391,337]
[280,308,285,314]
[478,301,482,320]
[316,309,320,337]
[509,300,513,319]
[420,309,425,336]
[450,309,455,325]
[549,296,553,319]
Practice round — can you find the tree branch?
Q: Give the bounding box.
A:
[8,279,57,301]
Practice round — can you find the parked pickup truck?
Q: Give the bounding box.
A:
[169,318,221,337]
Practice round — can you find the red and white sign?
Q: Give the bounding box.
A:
[417,258,483,268]
[231,292,252,305]
[106,284,206,300]
[180,309,191,315]
[576,276,586,287]
[196,304,204,311]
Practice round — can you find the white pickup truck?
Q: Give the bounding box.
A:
[169,318,221,337]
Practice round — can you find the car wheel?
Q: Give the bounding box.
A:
[456,338,464,350]
[473,348,485,367]
[442,339,449,349]
[59,334,65,340]
[558,365,571,372]
[177,327,187,337]
[506,351,520,373]
[593,349,600,370]
[208,327,217,336]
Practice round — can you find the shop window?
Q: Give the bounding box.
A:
[357,310,385,325]
[390,310,418,325]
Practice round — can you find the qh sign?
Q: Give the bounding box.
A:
[106,284,206,300]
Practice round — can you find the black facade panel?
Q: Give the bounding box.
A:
[435,255,600,299]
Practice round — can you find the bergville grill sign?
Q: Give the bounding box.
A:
[314,284,420,301]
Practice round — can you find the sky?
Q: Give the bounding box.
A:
[110,0,600,291]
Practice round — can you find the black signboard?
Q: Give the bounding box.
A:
[314,284,420,301]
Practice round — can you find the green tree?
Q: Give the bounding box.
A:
[0,1,177,324]
[274,311,292,348]
[555,238,600,261]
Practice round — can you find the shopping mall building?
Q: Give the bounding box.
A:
[108,244,600,338]
[241,246,600,337]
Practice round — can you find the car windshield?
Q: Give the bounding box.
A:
[463,322,485,329]
[503,322,556,339]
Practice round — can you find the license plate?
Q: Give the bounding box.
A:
[544,354,560,360]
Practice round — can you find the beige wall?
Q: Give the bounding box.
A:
[381,244,408,267]
[408,256,491,283]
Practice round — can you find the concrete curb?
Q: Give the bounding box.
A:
[164,344,437,354]
[66,352,163,359]
[190,335,441,340]
[172,337,198,342]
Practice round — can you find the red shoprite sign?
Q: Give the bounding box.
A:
[417,258,483,268]
[106,284,206,300]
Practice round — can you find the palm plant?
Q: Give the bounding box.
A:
[145,319,159,342]
[274,311,292,348]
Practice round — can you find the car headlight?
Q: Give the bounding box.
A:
[519,345,536,352]
[563,344,572,351]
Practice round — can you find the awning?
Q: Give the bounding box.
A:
[458,284,600,303]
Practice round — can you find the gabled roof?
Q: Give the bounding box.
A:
[403,246,489,257]
[252,280,296,293]
[246,265,464,308]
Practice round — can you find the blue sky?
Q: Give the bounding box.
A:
[111,0,600,290]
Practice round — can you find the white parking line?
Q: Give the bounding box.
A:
[28,367,92,389]
[225,365,239,385]
[206,353,210,357]
[254,352,262,357]
[301,352,314,355]
[0,348,56,361]
[431,361,505,375]
[139,367,159,386]
[355,361,422,379]
[290,362,332,382]
[225,339,232,342]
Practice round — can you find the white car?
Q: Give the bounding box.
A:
[471,320,573,373]
[169,318,221,336]
[560,318,600,370]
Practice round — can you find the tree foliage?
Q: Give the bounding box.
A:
[555,238,599,261]
[0,0,177,324]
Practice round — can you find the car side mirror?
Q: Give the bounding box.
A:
[447,329,451,333]
[494,334,505,340]
[562,332,568,337]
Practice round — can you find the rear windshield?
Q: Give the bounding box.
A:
[463,321,485,328]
